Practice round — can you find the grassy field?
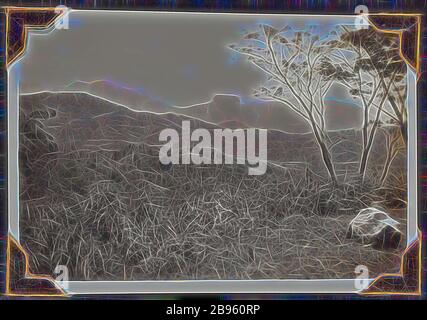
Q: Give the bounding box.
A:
[19,93,407,280]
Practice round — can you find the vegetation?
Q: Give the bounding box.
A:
[230,25,408,184]
[19,96,406,280]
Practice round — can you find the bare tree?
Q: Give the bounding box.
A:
[388,78,408,145]
[332,28,407,180]
[378,122,405,186]
[229,25,340,184]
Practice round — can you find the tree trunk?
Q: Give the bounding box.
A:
[358,98,369,179]
[318,139,338,185]
[310,120,338,185]
[358,147,369,178]
[379,150,392,186]
[400,121,407,146]
[358,69,398,180]
[380,127,402,186]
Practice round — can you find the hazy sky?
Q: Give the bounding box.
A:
[18,11,359,106]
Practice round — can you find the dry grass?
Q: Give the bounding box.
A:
[19,96,406,281]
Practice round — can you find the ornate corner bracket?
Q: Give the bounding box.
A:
[361,232,422,296]
[6,236,66,297]
[4,7,65,67]
[367,13,421,77]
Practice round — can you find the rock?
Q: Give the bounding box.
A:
[347,207,402,250]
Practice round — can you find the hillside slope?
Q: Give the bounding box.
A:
[18,92,406,281]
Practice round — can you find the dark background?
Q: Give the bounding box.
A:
[0,0,425,301]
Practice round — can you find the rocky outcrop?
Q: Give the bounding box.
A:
[347,207,402,250]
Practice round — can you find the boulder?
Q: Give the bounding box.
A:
[347,207,402,250]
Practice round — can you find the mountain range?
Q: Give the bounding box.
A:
[56,80,363,134]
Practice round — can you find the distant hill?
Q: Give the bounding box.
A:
[61,80,362,133]
[20,91,394,179]
[20,92,325,171]
[65,80,170,113]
